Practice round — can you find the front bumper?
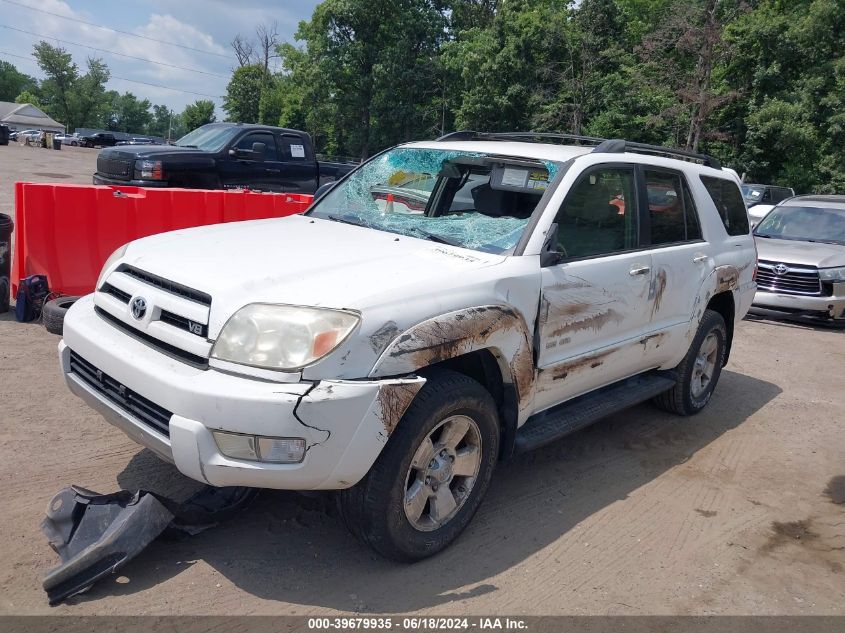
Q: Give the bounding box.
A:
[93,173,170,188]
[61,295,423,490]
[750,284,845,324]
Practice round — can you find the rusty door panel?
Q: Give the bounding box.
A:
[534,252,655,412]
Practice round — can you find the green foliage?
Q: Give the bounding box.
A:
[30,41,110,130]
[182,100,216,131]
[14,90,42,108]
[105,92,153,133]
[0,60,37,102]
[223,64,267,123]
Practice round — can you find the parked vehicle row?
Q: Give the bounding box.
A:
[62,131,758,560]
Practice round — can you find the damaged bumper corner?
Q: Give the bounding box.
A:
[62,318,425,490]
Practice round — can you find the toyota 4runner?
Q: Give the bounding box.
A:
[60,132,757,560]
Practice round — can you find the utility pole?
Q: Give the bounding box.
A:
[168,109,173,143]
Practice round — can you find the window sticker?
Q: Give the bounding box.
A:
[290,144,305,158]
[527,169,549,191]
[501,167,528,188]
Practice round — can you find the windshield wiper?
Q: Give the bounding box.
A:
[176,144,198,148]
[327,215,369,228]
[408,227,463,247]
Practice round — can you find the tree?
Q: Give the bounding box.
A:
[0,61,38,102]
[32,42,77,127]
[72,57,110,129]
[105,92,152,132]
[182,100,216,131]
[223,64,266,123]
[31,41,111,129]
[15,90,42,108]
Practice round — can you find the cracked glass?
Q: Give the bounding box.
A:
[307,148,560,254]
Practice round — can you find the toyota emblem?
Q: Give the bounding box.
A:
[131,296,147,320]
[773,263,789,276]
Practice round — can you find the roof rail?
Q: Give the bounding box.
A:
[436,131,722,169]
[436,130,607,146]
[592,139,722,169]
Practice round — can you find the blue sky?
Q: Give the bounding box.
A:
[0,0,320,113]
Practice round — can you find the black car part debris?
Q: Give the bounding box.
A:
[41,484,256,605]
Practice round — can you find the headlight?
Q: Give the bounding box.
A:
[819,266,845,283]
[211,304,360,371]
[95,244,128,290]
[134,159,163,180]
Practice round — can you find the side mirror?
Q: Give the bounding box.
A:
[540,223,565,267]
[313,181,336,202]
[251,142,266,160]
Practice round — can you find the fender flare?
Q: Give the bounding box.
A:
[370,305,535,413]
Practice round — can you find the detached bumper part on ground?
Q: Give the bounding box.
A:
[41,485,256,605]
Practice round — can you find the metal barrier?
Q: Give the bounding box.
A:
[12,183,313,296]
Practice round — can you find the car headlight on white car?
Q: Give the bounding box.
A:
[95,243,128,290]
[211,303,360,371]
[819,267,845,283]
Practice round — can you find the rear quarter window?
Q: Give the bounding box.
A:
[700,176,749,236]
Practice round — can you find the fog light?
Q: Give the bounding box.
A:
[213,431,258,460]
[257,437,306,463]
[213,431,306,464]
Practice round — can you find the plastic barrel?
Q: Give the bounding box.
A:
[0,213,13,313]
[52,136,62,150]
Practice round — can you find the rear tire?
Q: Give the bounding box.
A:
[338,369,500,561]
[43,296,80,335]
[653,309,726,416]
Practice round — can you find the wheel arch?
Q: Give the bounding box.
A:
[369,305,535,459]
[705,291,735,366]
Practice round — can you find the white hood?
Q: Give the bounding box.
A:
[122,214,507,333]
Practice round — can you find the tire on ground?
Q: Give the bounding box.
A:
[43,296,81,336]
[653,308,727,416]
[338,368,500,561]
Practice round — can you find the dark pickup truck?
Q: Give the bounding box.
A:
[93,122,357,193]
[82,132,120,148]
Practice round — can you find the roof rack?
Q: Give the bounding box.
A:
[436,130,722,169]
[436,130,606,146]
[592,139,721,169]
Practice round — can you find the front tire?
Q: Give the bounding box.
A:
[654,308,727,416]
[339,369,500,561]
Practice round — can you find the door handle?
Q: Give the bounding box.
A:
[629,266,651,276]
[692,254,708,263]
[266,168,281,173]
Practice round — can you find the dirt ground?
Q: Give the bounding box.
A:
[0,142,843,616]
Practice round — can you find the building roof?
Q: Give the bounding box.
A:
[0,102,64,131]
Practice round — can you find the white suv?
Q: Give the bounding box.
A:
[60,133,757,560]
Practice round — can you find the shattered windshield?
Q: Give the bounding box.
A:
[307,147,559,254]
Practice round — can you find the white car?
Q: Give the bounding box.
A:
[55,133,81,147]
[60,133,757,559]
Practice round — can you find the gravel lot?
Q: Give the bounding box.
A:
[0,142,843,616]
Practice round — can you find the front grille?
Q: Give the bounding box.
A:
[96,155,133,180]
[159,311,208,337]
[756,260,822,296]
[69,350,172,437]
[102,283,131,303]
[118,265,212,306]
[96,307,209,369]
[100,282,207,337]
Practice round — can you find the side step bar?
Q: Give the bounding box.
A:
[514,372,677,454]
